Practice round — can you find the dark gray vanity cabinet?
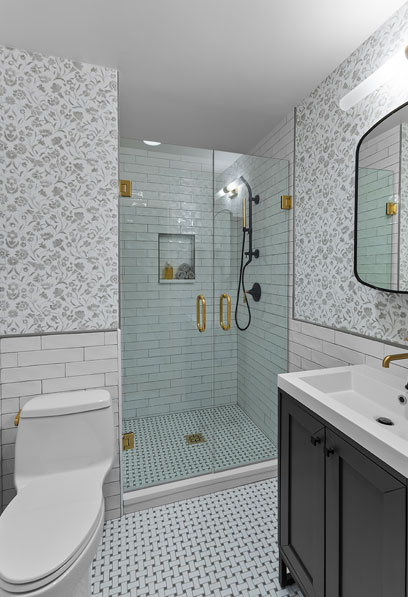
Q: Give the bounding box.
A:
[279,391,407,597]
[279,392,325,596]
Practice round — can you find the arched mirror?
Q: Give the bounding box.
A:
[355,101,408,293]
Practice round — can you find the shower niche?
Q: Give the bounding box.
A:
[158,233,195,283]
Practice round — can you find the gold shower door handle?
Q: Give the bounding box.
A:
[196,294,206,332]
[219,293,231,331]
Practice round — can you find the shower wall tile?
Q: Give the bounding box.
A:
[119,145,237,418]
[217,153,290,445]
[0,330,121,520]
[0,45,119,335]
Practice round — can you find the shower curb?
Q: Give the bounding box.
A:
[123,459,277,514]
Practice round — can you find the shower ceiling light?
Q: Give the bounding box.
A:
[339,45,408,111]
[143,140,161,146]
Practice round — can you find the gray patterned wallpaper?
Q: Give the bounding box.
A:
[0,46,119,335]
[295,2,408,343]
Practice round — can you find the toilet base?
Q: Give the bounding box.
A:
[67,567,91,597]
[0,509,103,597]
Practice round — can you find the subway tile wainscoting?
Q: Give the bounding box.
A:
[0,331,121,520]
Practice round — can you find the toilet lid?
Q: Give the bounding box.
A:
[0,471,103,587]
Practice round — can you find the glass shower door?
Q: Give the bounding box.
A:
[212,151,290,472]
[120,140,215,491]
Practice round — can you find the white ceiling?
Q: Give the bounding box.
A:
[0,0,406,152]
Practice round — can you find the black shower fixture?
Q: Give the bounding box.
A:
[245,283,261,303]
[235,176,261,331]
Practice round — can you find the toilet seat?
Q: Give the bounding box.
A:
[0,471,103,594]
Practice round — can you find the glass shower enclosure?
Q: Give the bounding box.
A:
[119,140,289,493]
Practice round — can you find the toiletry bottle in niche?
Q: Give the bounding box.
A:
[164,262,173,280]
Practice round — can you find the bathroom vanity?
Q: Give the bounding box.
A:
[277,365,408,597]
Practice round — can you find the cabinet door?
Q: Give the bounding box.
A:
[325,429,406,597]
[279,393,325,597]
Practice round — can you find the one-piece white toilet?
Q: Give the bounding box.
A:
[0,389,115,597]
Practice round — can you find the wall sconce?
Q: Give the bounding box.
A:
[339,45,408,111]
[216,179,241,199]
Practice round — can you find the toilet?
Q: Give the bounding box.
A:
[0,389,115,597]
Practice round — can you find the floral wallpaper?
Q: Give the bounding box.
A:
[295,2,408,343]
[0,46,118,335]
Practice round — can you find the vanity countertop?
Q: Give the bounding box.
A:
[278,364,408,477]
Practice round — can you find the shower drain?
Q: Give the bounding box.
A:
[185,433,206,445]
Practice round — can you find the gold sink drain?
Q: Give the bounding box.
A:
[185,433,205,445]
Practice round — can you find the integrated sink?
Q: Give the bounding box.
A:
[302,367,408,427]
[278,364,408,477]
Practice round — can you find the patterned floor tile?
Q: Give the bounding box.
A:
[122,405,278,492]
[92,478,302,597]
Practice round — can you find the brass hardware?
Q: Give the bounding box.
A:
[242,196,247,228]
[281,195,292,210]
[120,180,132,197]
[122,432,134,451]
[196,294,206,332]
[14,409,22,427]
[382,353,408,368]
[219,293,231,331]
[186,433,205,445]
[386,202,397,216]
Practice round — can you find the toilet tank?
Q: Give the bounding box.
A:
[14,389,115,489]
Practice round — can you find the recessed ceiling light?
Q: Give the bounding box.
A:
[143,140,161,146]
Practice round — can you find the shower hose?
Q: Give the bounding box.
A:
[235,228,251,331]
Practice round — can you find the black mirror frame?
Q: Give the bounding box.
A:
[354,100,408,294]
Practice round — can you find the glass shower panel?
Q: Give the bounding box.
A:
[119,140,215,492]
[213,151,289,472]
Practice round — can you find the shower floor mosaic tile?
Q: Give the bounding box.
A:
[92,478,302,596]
[122,405,277,491]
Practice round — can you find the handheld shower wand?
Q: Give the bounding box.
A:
[234,176,260,331]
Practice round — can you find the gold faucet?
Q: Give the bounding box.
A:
[383,351,408,368]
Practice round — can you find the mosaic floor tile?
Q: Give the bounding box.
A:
[92,478,302,597]
[122,405,277,492]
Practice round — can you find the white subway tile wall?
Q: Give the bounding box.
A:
[0,332,121,520]
[118,142,292,492]
[119,143,238,420]
[215,153,290,445]
[120,143,290,456]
